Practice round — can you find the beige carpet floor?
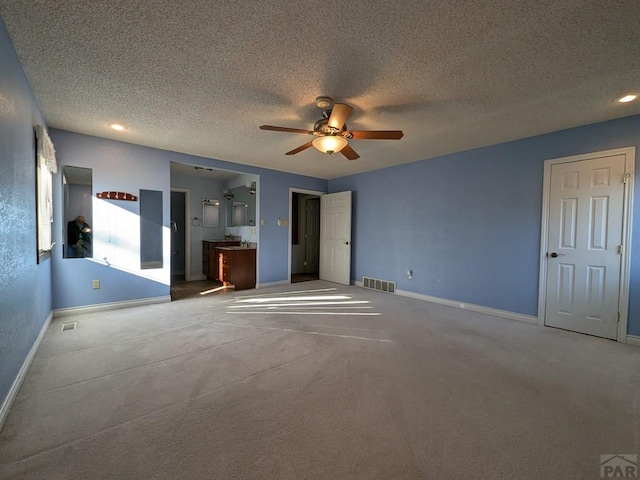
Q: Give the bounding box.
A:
[0,281,638,479]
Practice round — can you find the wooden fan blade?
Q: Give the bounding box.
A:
[327,103,353,130]
[285,141,314,155]
[340,144,360,161]
[260,125,313,134]
[346,130,404,140]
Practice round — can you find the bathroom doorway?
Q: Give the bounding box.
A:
[170,189,188,283]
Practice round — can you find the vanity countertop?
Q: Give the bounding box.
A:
[216,246,256,251]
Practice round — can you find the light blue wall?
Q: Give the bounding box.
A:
[329,115,640,335]
[0,18,51,407]
[50,130,172,309]
[50,130,328,309]
[256,171,327,284]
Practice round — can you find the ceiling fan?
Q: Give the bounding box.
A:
[259,96,404,160]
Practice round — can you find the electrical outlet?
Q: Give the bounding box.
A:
[92,280,100,289]
[260,219,265,226]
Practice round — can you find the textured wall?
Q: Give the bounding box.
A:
[49,129,328,308]
[330,115,640,335]
[254,171,326,284]
[0,18,50,408]
[50,131,173,309]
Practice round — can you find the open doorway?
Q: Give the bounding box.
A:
[290,191,321,283]
[170,189,188,283]
[170,163,259,299]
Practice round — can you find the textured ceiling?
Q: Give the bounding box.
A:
[1,0,639,179]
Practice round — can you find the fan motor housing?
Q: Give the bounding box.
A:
[313,118,346,136]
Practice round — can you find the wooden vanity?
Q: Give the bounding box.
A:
[217,246,256,290]
[202,240,240,280]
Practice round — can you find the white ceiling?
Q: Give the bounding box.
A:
[2,1,639,179]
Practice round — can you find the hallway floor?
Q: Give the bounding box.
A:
[170,278,227,301]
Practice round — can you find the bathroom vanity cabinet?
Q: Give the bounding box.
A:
[202,240,240,280]
[216,246,256,290]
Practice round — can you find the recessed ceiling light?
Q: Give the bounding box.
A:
[109,123,126,131]
[616,94,637,104]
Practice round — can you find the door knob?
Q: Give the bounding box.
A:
[548,252,564,258]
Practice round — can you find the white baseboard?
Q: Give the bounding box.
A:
[625,335,640,347]
[354,282,537,325]
[0,311,53,432]
[396,289,538,324]
[256,280,291,289]
[53,296,171,318]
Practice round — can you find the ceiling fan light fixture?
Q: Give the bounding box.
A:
[312,135,348,154]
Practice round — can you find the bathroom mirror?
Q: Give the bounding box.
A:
[225,184,256,226]
[232,201,248,226]
[202,198,220,227]
[63,166,93,258]
[140,189,163,269]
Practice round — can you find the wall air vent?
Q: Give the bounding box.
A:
[362,276,396,294]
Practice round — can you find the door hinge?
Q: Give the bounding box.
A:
[617,312,620,323]
[617,245,624,255]
[623,172,631,184]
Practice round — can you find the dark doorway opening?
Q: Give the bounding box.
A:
[170,190,186,283]
[291,192,320,283]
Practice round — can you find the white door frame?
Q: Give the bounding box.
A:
[288,187,325,283]
[171,187,191,281]
[537,147,635,342]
